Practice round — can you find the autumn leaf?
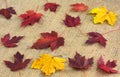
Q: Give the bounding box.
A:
[64,14,81,27]
[19,10,43,27]
[44,2,60,12]
[31,31,64,51]
[69,52,93,70]
[1,34,23,48]
[4,52,31,71]
[89,6,117,26]
[0,7,16,19]
[86,32,107,47]
[31,54,66,75]
[98,56,118,73]
[71,3,88,12]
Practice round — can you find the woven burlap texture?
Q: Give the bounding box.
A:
[0,0,120,77]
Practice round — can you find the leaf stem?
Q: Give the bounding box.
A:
[59,72,61,77]
[46,0,48,2]
[5,0,8,8]
[53,55,62,57]
[76,27,83,34]
[82,70,87,77]
[59,28,67,37]
[102,27,120,35]
[19,71,22,77]
[76,27,87,36]
[35,5,40,12]
[44,75,51,77]
[118,72,120,74]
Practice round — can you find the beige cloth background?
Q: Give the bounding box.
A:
[0,0,120,77]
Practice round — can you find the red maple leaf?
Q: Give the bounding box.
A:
[86,32,107,47]
[19,10,43,27]
[71,3,88,12]
[69,52,93,70]
[64,14,81,27]
[31,31,64,51]
[0,7,16,19]
[44,2,60,12]
[1,34,23,47]
[4,52,31,71]
[98,56,118,73]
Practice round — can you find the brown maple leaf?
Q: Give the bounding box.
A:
[31,31,64,51]
[44,2,60,12]
[1,34,23,48]
[19,10,43,27]
[0,7,16,19]
[86,32,107,47]
[4,52,31,71]
[98,56,118,73]
[63,14,81,27]
[69,52,93,70]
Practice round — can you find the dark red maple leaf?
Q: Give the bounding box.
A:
[4,52,31,71]
[19,10,43,27]
[71,3,88,12]
[86,32,107,47]
[0,7,16,19]
[1,34,23,48]
[63,14,81,27]
[69,52,93,70]
[44,2,60,12]
[98,56,118,73]
[31,31,64,51]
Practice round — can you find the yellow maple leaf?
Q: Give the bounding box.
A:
[89,6,117,26]
[31,54,66,75]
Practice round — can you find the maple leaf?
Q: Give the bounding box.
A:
[86,32,107,47]
[4,52,31,71]
[31,31,64,51]
[1,34,23,48]
[0,7,16,19]
[44,2,60,12]
[71,3,88,12]
[64,14,81,27]
[69,52,93,70]
[31,54,66,75]
[89,6,117,26]
[98,56,118,73]
[19,10,43,27]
